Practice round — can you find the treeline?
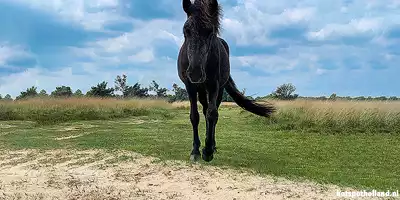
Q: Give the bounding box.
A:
[0,74,248,102]
[0,74,189,102]
[0,76,399,102]
[255,83,400,101]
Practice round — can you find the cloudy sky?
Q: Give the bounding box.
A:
[0,0,399,98]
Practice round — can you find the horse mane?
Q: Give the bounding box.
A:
[192,0,222,35]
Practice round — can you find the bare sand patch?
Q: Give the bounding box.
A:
[0,149,380,200]
[107,118,160,125]
[0,131,11,136]
[57,124,99,132]
[0,124,17,129]
[126,119,146,124]
[54,134,87,140]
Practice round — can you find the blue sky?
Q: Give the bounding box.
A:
[0,0,399,98]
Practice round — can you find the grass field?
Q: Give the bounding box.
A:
[1,97,399,194]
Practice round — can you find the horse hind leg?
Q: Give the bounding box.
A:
[212,88,224,153]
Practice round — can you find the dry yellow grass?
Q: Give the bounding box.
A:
[0,97,173,124]
[254,99,400,133]
[269,99,400,111]
[171,101,239,108]
[173,99,400,133]
[174,99,400,112]
[1,97,399,133]
[3,97,172,109]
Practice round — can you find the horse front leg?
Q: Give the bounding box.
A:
[202,82,219,162]
[185,83,201,162]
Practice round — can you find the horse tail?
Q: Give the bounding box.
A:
[224,76,276,117]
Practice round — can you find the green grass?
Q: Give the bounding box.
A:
[1,107,399,191]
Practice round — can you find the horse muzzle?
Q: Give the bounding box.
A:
[187,67,206,83]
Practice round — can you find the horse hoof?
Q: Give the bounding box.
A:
[213,147,217,153]
[202,153,213,162]
[202,148,214,162]
[190,154,201,162]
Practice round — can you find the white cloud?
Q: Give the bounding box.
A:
[220,3,317,45]
[69,19,182,67]
[218,0,399,45]
[220,1,316,44]
[128,49,155,63]
[278,7,315,23]
[0,43,35,66]
[231,40,397,78]
[9,0,127,31]
[307,18,383,40]
[92,19,181,53]
[315,68,327,75]
[233,55,299,73]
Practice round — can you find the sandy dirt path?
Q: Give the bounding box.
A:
[0,149,384,200]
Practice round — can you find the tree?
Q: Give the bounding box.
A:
[51,86,73,97]
[316,96,327,100]
[0,94,2,100]
[149,80,167,98]
[272,83,298,100]
[241,88,246,96]
[114,74,128,96]
[389,96,398,101]
[246,95,255,100]
[123,83,149,98]
[375,96,387,101]
[16,86,38,100]
[74,89,84,97]
[355,96,366,101]
[114,74,151,98]
[240,88,256,100]
[329,93,337,101]
[256,94,274,100]
[221,89,234,102]
[3,94,12,101]
[39,89,48,97]
[86,81,114,97]
[221,87,253,102]
[168,83,188,102]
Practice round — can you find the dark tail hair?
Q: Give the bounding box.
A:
[224,76,276,117]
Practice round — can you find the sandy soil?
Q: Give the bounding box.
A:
[0,149,383,200]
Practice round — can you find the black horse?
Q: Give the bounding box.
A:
[177,0,276,162]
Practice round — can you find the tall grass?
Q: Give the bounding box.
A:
[250,99,400,134]
[1,97,400,133]
[173,99,400,133]
[0,97,173,125]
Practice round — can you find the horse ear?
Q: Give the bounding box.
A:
[183,0,192,14]
[209,0,219,16]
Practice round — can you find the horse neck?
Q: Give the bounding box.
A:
[207,33,221,71]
